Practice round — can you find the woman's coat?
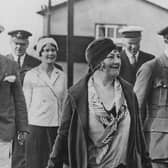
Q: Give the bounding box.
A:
[48,74,151,168]
[23,66,66,126]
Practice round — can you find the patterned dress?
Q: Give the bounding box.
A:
[88,77,131,168]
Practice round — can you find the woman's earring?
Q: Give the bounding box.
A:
[99,62,105,71]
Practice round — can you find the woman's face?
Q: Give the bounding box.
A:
[102,49,121,78]
[40,43,57,64]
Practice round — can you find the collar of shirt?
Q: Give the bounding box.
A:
[164,49,168,58]
[13,53,26,67]
[125,49,139,63]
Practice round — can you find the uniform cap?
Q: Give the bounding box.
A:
[119,26,143,38]
[8,30,32,40]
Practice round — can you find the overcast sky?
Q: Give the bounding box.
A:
[0,0,48,55]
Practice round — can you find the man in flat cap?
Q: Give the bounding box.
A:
[119,26,155,85]
[134,26,168,168]
[0,26,28,168]
[6,30,40,168]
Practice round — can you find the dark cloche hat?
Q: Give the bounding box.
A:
[85,38,117,71]
[8,30,32,40]
[158,26,168,36]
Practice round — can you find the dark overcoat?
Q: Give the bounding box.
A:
[6,53,40,168]
[0,55,27,141]
[48,74,151,168]
[120,50,155,84]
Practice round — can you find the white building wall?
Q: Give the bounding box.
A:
[41,0,168,84]
[46,0,168,56]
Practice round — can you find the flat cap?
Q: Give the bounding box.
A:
[158,26,168,36]
[119,26,143,38]
[8,30,32,39]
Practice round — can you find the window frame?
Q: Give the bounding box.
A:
[95,23,127,44]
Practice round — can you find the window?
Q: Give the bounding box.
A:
[95,23,126,45]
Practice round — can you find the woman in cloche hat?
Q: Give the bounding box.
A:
[23,36,66,168]
[47,38,152,168]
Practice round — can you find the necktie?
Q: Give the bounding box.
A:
[17,56,21,68]
[131,54,136,66]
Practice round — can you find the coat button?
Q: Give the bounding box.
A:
[163,85,167,88]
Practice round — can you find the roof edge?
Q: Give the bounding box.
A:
[144,0,168,11]
[37,1,67,16]
[37,0,82,16]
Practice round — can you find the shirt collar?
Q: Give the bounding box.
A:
[12,53,26,65]
[125,49,139,62]
[164,49,168,58]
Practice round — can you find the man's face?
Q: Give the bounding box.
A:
[124,37,141,55]
[10,39,29,56]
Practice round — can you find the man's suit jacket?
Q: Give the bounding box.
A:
[134,55,168,160]
[0,55,27,141]
[120,50,155,85]
[6,54,41,84]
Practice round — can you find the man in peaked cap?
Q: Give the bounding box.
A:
[134,26,168,168]
[6,30,40,168]
[7,30,41,84]
[0,26,28,168]
[119,25,155,85]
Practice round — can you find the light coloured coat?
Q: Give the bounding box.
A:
[23,66,66,126]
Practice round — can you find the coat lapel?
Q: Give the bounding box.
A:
[119,77,137,160]
[121,51,134,70]
[119,78,134,120]
[21,54,30,69]
[50,68,60,84]
[70,74,90,140]
[36,67,60,98]
[21,54,31,71]
[0,56,8,81]
[136,51,144,69]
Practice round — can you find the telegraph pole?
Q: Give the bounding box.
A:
[46,0,51,35]
[67,0,74,88]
